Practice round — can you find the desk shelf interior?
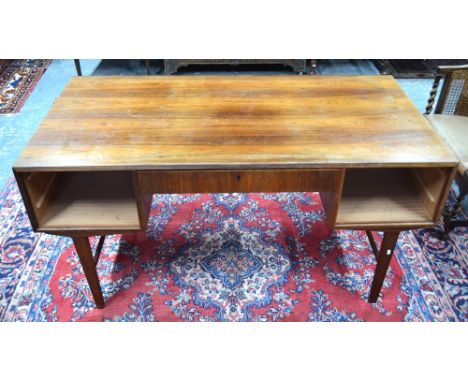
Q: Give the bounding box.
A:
[335,167,451,228]
[20,171,141,232]
[18,165,453,233]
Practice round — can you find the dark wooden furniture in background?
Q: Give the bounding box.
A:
[373,60,392,75]
[145,59,151,75]
[374,59,468,78]
[72,59,316,77]
[425,64,468,237]
[13,76,457,308]
[163,59,316,75]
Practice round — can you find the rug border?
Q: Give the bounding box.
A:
[0,59,51,114]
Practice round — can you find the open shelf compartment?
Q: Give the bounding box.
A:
[335,167,452,229]
[20,171,141,232]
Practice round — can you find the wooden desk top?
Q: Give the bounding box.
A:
[14,75,457,171]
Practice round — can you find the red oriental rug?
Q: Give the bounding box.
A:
[0,176,466,321]
[0,59,50,114]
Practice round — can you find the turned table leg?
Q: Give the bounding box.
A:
[72,236,105,309]
[367,231,400,303]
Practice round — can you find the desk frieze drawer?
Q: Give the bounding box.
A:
[135,169,343,194]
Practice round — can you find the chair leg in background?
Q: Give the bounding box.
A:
[74,59,82,76]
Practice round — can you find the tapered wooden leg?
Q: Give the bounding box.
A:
[368,231,400,303]
[72,237,105,308]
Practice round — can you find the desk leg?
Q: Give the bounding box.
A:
[72,236,105,309]
[368,231,400,303]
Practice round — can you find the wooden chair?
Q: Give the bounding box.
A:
[425,64,468,237]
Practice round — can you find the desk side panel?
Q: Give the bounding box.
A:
[13,170,59,231]
[319,169,345,228]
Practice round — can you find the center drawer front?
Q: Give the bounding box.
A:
[136,169,342,194]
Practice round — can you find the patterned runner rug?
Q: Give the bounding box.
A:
[0,176,466,321]
[0,59,50,114]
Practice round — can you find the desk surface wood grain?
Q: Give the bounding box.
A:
[14,75,457,171]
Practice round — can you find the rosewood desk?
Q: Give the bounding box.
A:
[13,76,458,308]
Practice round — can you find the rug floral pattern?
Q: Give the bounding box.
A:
[0,177,466,321]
